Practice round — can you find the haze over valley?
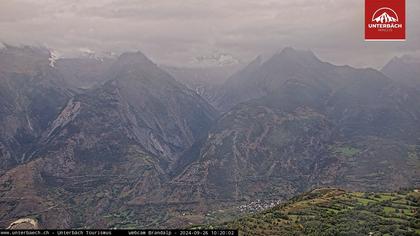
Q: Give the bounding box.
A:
[0,0,419,234]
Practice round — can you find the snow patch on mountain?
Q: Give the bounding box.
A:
[48,50,60,67]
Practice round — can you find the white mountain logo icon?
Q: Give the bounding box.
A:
[372,8,399,23]
[373,12,397,23]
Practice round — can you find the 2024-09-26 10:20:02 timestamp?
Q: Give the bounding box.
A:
[179,230,237,236]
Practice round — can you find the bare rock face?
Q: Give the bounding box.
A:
[7,218,39,229]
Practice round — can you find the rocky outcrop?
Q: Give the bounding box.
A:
[7,218,39,229]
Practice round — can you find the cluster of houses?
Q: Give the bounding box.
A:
[237,199,282,213]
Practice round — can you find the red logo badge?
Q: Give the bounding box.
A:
[365,0,405,41]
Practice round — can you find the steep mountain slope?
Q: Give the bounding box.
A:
[381,55,420,89]
[208,188,420,236]
[0,45,73,174]
[162,48,420,207]
[0,50,218,228]
[100,52,218,160]
[54,57,115,89]
[163,65,240,108]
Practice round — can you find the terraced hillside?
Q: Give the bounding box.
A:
[205,188,420,236]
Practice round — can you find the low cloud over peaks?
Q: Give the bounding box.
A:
[1,0,419,68]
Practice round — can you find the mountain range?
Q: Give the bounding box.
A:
[0,45,419,229]
[148,47,420,206]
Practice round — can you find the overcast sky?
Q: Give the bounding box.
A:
[1,0,419,68]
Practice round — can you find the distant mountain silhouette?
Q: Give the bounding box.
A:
[382,55,420,89]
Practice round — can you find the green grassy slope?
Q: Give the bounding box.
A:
[202,188,420,236]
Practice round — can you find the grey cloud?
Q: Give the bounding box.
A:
[0,0,419,68]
